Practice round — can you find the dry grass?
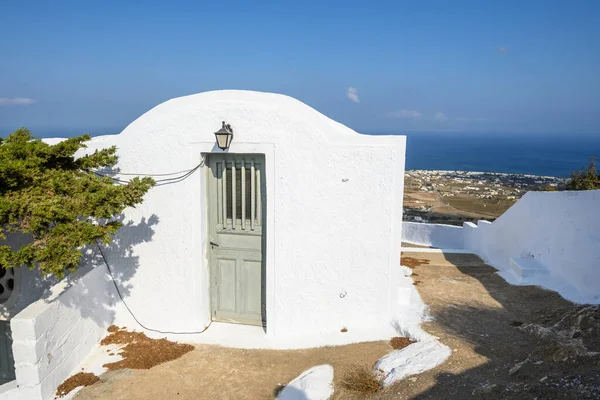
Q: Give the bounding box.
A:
[56,372,100,397]
[445,195,515,217]
[75,338,392,400]
[390,336,415,350]
[101,325,194,371]
[401,256,430,268]
[339,364,383,394]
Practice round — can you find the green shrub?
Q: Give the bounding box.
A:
[0,128,155,277]
[566,157,600,191]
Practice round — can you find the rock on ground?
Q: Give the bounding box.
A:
[277,364,334,400]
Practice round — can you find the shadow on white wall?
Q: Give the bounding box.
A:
[56,213,160,326]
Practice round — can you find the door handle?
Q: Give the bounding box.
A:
[210,241,219,247]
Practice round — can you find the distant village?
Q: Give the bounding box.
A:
[407,170,567,199]
[404,170,568,225]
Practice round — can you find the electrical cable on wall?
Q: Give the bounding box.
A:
[90,155,207,184]
[96,240,212,335]
[116,167,197,177]
[91,154,211,334]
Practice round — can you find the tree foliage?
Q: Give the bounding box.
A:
[0,128,155,277]
[566,157,600,191]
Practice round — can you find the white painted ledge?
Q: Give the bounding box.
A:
[277,365,334,400]
[0,381,18,400]
[509,258,550,278]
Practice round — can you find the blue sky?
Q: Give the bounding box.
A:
[1,0,599,137]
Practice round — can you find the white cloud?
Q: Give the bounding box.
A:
[0,97,36,106]
[434,112,448,121]
[498,46,509,54]
[455,117,487,122]
[346,87,359,103]
[388,109,423,119]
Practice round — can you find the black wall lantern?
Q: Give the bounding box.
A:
[214,121,233,151]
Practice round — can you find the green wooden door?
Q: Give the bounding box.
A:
[207,155,265,326]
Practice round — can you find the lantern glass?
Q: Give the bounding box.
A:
[214,130,232,150]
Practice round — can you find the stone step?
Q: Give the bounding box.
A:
[510,257,550,279]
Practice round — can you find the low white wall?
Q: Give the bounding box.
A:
[10,259,122,400]
[402,221,464,249]
[0,235,57,392]
[403,190,600,304]
[464,190,600,303]
[0,381,18,400]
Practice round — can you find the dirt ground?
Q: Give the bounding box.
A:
[75,252,600,399]
[376,253,600,400]
[73,340,395,400]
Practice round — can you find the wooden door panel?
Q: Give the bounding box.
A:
[241,259,262,317]
[216,258,237,313]
[207,154,265,326]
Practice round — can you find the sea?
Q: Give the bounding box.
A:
[19,129,600,178]
[374,132,600,178]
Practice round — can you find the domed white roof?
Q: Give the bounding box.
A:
[118,90,362,145]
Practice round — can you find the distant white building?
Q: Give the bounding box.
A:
[0,90,409,399]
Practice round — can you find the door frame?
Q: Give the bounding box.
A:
[205,153,267,327]
[191,142,275,335]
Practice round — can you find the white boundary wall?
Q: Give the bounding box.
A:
[402,222,464,249]
[9,263,122,400]
[404,190,600,304]
[464,190,600,303]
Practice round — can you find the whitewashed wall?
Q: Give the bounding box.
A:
[464,190,600,303]
[10,259,122,400]
[44,90,407,337]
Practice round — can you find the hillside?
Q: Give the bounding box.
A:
[404,170,567,225]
